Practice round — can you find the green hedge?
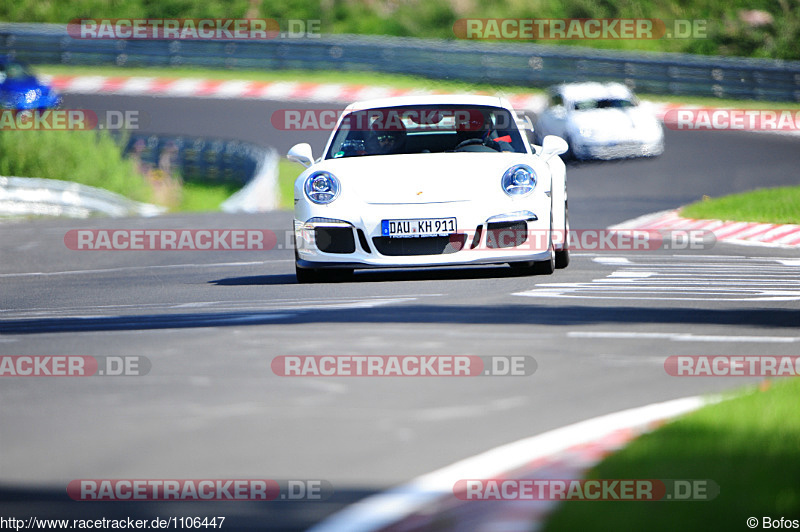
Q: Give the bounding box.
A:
[0,129,153,202]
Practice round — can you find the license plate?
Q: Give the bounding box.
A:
[381,217,457,238]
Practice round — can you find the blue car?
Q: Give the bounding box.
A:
[0,56,62,110]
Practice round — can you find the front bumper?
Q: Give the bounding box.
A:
[294,205,554,269]
[573,139,664,160]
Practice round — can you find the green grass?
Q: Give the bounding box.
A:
[0,129,153,202]
[681,186,800,224]
[544,379,800,532]
[178,181,241,212]
[0,127,242,213]
[278,158,305,210]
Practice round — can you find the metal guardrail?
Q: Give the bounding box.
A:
[123,134,264,187]
[0,138,278,218]
[0,175,165,217]
[2,22,800,101]
[122,134,279,212]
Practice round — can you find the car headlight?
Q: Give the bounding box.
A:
[24,89,40,104]
[579,126,596,139]
[501,165,536,197]
[304,171,340,204]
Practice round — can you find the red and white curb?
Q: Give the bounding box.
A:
[44,74,800,138]
[611,209,800,248]
[651,102,800,138]
[43,74,547,110]
[307,396,711,532]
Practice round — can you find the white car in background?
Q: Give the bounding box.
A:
[288,95,569,283]
[534,82,664,160]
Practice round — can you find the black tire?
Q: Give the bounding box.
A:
[555,209,570,269]
[555,248,570,269]
[533,250,556,275]
[510,249,555,276]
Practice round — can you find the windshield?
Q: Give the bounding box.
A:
[324,104,527,159]
[573,98,636,111]
[0,61,36,82]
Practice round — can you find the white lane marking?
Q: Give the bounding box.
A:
[0,260,288,278]
[0,296,435,320]
[307,396,711,532]
[608,271,655,278]
[413,397,528,422]
[519,292,800,302]
[518,256,800,301]
[1,295,441,314]
[592,257,631,265]
[568,332,799,343]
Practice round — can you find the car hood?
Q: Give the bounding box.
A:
[1,76,47,92]
[0,76,60,109]
[570,107,660,136]
[313,152,542,204]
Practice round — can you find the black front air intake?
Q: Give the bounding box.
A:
[315,227,356,254]
[372,235,467,256]
[485,221,528,248]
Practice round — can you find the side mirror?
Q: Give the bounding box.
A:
[540,135,569,161]
[287,143,314,168]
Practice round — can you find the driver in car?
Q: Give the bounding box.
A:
[366,116,407,155]
[453,110,515,152]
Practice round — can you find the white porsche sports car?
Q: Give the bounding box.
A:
[288,95,569,283]
[534,82,664,160]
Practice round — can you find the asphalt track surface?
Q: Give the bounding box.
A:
[1,93,799,531]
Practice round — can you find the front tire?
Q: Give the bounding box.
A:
[533,249,556,274]
[510,249,555,276]
[555,209,570,269]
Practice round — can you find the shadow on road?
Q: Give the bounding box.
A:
[3,302,799,334]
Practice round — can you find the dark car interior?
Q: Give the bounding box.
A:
[325,104,528,158]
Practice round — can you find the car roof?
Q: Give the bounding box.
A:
[551,82,634,103]
[343,94,514,112]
